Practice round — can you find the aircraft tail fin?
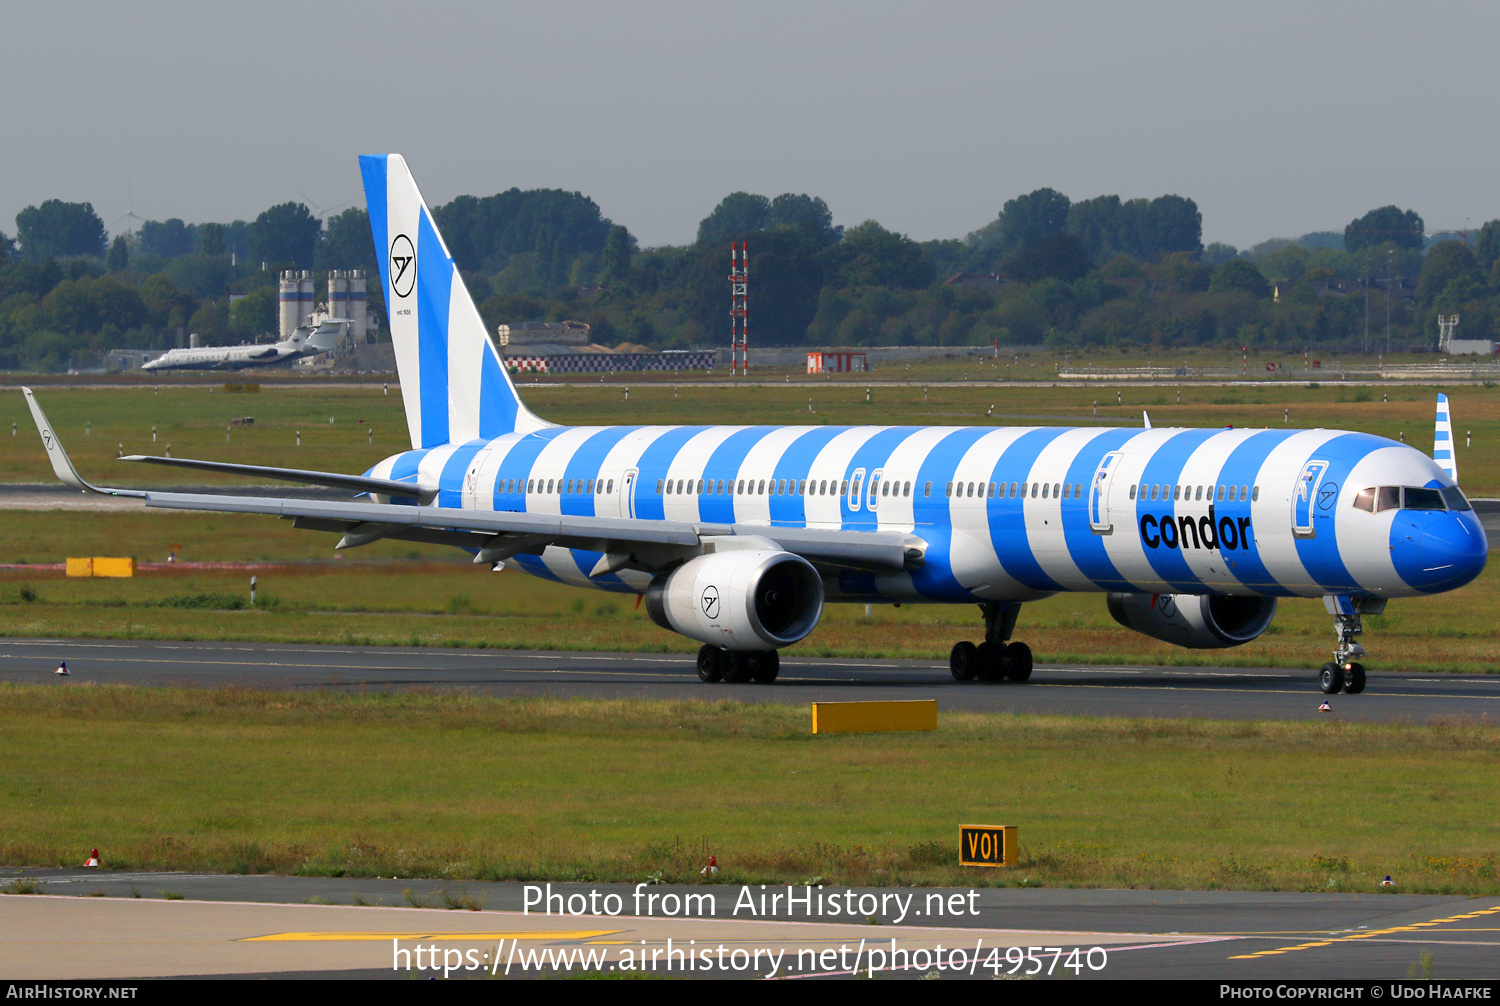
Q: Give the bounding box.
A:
[359,154,549,449]
[1434,392,1457,482]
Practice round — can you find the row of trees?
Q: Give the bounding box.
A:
[1,179,1496,370]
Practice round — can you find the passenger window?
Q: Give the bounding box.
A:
[1216,485,1225,502]
[1129,484,1137,500]
[1440,485,1471,511]
[905,481,912,497]
[924,481,932,497]
[1404,487,1445,510]
[1031,483,1039,499]
[1375,487,1399,512]
[1353,487,1375,513]
[1041,483,1049,499]
[1020,482,1028,498]
[606,480,613,493]
[946,482,953,497]
[1054,483,1061,497]
[1251,486,1259,502]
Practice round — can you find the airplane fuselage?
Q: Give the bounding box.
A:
[367,422,1486,604]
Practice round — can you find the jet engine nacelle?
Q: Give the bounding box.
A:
[1106,592,1277,649]
[645,549,824,651]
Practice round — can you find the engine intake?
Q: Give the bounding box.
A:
[645,550,824,651]
[1106,592,1277,649]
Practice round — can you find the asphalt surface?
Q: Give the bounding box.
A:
[3,872,1497,980]
[2,637,1497,721]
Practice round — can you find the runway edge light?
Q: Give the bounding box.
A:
[959,825,1017,868]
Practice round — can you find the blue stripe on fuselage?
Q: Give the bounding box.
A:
[987,428,1068,593]
[1133,429,1220,592]
[1060,428,1139,591]
[415,207,450,448]
[767,427,846,526]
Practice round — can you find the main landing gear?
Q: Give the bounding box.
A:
[950,602,1033,683]
[1317,595,1382,695]
[697,645,779,684]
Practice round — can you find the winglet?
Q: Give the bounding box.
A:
[21,388,144,497]
[1434,392,1457,482]
[1143,411,1152,429]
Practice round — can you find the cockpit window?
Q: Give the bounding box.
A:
[1403,487,1445,511]
[1375,487,1400,513]
[1440,485,1471,511]
[1353,487,1375,513]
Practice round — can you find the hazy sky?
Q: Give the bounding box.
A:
[5,1,1498,251]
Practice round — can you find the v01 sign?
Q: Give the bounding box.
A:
[959,824,1017,867]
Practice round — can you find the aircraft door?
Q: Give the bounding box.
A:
[1089,451,1123,533]
[619,467,639,519]
[462,448,493,509]
[1292,460,1329,538]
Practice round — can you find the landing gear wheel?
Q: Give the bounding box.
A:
[751,650,780,683]
[1342,661,1366,695]
[975,642,1002,682]
[1004,642,1033,682]
[696,645,723,683]
[950,641,978,681]
[1319,661,1343,694]
[723,652,754,684]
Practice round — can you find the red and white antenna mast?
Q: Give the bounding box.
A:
[729,242,748,377]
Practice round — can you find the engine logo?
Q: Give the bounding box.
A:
[700,585,720,620]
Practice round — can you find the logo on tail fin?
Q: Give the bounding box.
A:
[390,234,415,298]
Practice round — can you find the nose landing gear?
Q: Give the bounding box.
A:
[1319,595,1381,694]
[950,602,1033,683]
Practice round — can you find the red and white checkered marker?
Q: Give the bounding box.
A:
[83,848,100,868]
[1318,701,1332,712]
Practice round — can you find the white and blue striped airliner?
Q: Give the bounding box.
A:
[24,155,1488,694]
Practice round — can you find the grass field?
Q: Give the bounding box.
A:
[0,685,1494,893]
[2,377,1496,493]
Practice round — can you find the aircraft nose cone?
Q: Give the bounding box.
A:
[1414,512,1488,592]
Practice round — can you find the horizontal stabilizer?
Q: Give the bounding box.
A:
[119,455,435,501]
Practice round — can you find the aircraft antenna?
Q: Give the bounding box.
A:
[729,242,748,377]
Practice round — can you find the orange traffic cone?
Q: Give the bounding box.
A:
[54,661,69,676]
[83,848,100,868]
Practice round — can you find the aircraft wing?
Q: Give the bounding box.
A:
[23,388,923,574]
[136,491,922,572]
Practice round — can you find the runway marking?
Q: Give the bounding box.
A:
[242,929,623,942]
[1229,903,1500,959]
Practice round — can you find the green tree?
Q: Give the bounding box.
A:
[229,288,278,338]
[15,200,108,259]
[1344,206,1424,252]
[0,230,13,264]
[599,224,635,281]
[684,228,825,344]
[1203,242,1239,265]
[1006,232,1091,282]
[106,235,129,272]
[315,207,377,272]
[138,274,198,328]
[1208,259,1270,298]
[188,299,231,342]
[697,192,771,245]
[829,220,933,289]
[996,187,1071,255]
[1475,220,1500,273]
[138,218,197,258]
[434,189,617,274]
[200,222,225,256]
[768,193,842,245]
[248,202,320,269]
[1416,240,1479,307]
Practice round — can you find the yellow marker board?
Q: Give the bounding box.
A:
[811,700,937,734]
[959,824,1017,868]
[66,557,134,577]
